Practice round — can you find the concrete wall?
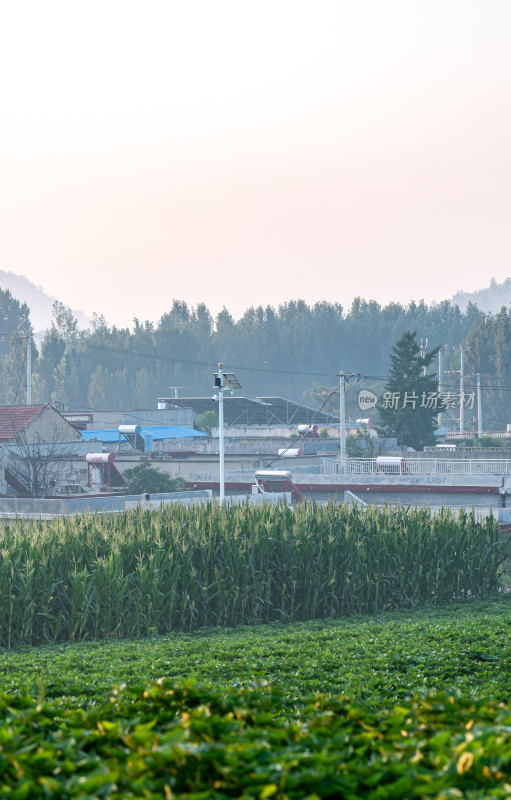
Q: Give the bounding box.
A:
[191,467,502,489]
[212,425,340,438]
[407,448,511,461]
[113,452,266,479]
[89,408,193,429]
[0,490,214,518]
[155,437,294,455]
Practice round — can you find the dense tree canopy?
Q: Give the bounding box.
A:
[0,288,34,403]
[464,306,511,429]
[0,288,31,356]
[1,292,508,433]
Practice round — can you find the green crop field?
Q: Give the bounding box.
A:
[1,598,511,708]
[0,598,511,797]
[0,503,509,797]
[0,503,503,647]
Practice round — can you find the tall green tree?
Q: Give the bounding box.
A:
[379,331,440,450]
[0,288,31,357]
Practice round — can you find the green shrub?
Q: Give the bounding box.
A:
[2,684,511,798]
[123,462,185,494]
[195,410,219,435]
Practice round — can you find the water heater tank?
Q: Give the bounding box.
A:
[118,424,142,435]
[85,452,115,464]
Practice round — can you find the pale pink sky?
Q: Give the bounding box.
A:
[1,1,510,327]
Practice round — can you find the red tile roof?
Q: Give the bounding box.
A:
[0,405,45,441]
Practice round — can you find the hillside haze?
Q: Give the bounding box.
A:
[450,277,511,315]
[0,271,90,331]
[1,270,509,332]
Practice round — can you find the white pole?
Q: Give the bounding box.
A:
[26,334,32,405]
[459,345,464,434]
[477,373,482,438]
[421,337,428,377]
[218,362,225,503]
[339,372,346,465]
[438,347,443,427]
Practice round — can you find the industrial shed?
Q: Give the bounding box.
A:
[80,425,206,444]
[157,396,340,427]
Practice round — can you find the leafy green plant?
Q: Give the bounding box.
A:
[319,426,329,437]
[123,462,185,494]
[3,597,511,710]
[195,410,219,435]
[0,503,504,648]
[2,598,511,796]
[0,682,511,797]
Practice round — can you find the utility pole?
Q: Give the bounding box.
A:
[339,371,346,464]
[21,333,32,405]
[420,337,429,377]
[477,373,482,438]
[459,345,465,434]
[27,334,32,404]
[438,346,443,428]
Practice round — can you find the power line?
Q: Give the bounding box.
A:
[263,389,340,469]
[74,343,390,381]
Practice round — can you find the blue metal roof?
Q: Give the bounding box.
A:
[80,425,206,443]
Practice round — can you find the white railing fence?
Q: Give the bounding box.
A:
[322,458,511,476]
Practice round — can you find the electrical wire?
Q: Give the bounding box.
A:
[82,343,340,378]
[263,389,340,469]
[56,341,390,382]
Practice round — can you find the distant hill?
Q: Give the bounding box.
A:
[451,277,511,314]
[0,271,90,332]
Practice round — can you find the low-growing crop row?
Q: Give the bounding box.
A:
[0,502,504,647]
[1,598,510,710]
[1,681,511,798]
[1,598,511,797]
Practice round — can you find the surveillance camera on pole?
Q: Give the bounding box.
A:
[213,363,241,503]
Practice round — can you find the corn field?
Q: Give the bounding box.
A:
[0,502,504,647]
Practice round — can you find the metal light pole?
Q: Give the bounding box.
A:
[217,364,225,502]
[213,363,241,504]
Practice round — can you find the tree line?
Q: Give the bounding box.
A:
[0,287,509,428]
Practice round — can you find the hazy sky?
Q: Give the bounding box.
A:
[1,1,510,327]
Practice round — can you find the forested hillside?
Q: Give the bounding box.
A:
[451,276,511,315]
[0,291,483,410]
[2,288,510,428]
